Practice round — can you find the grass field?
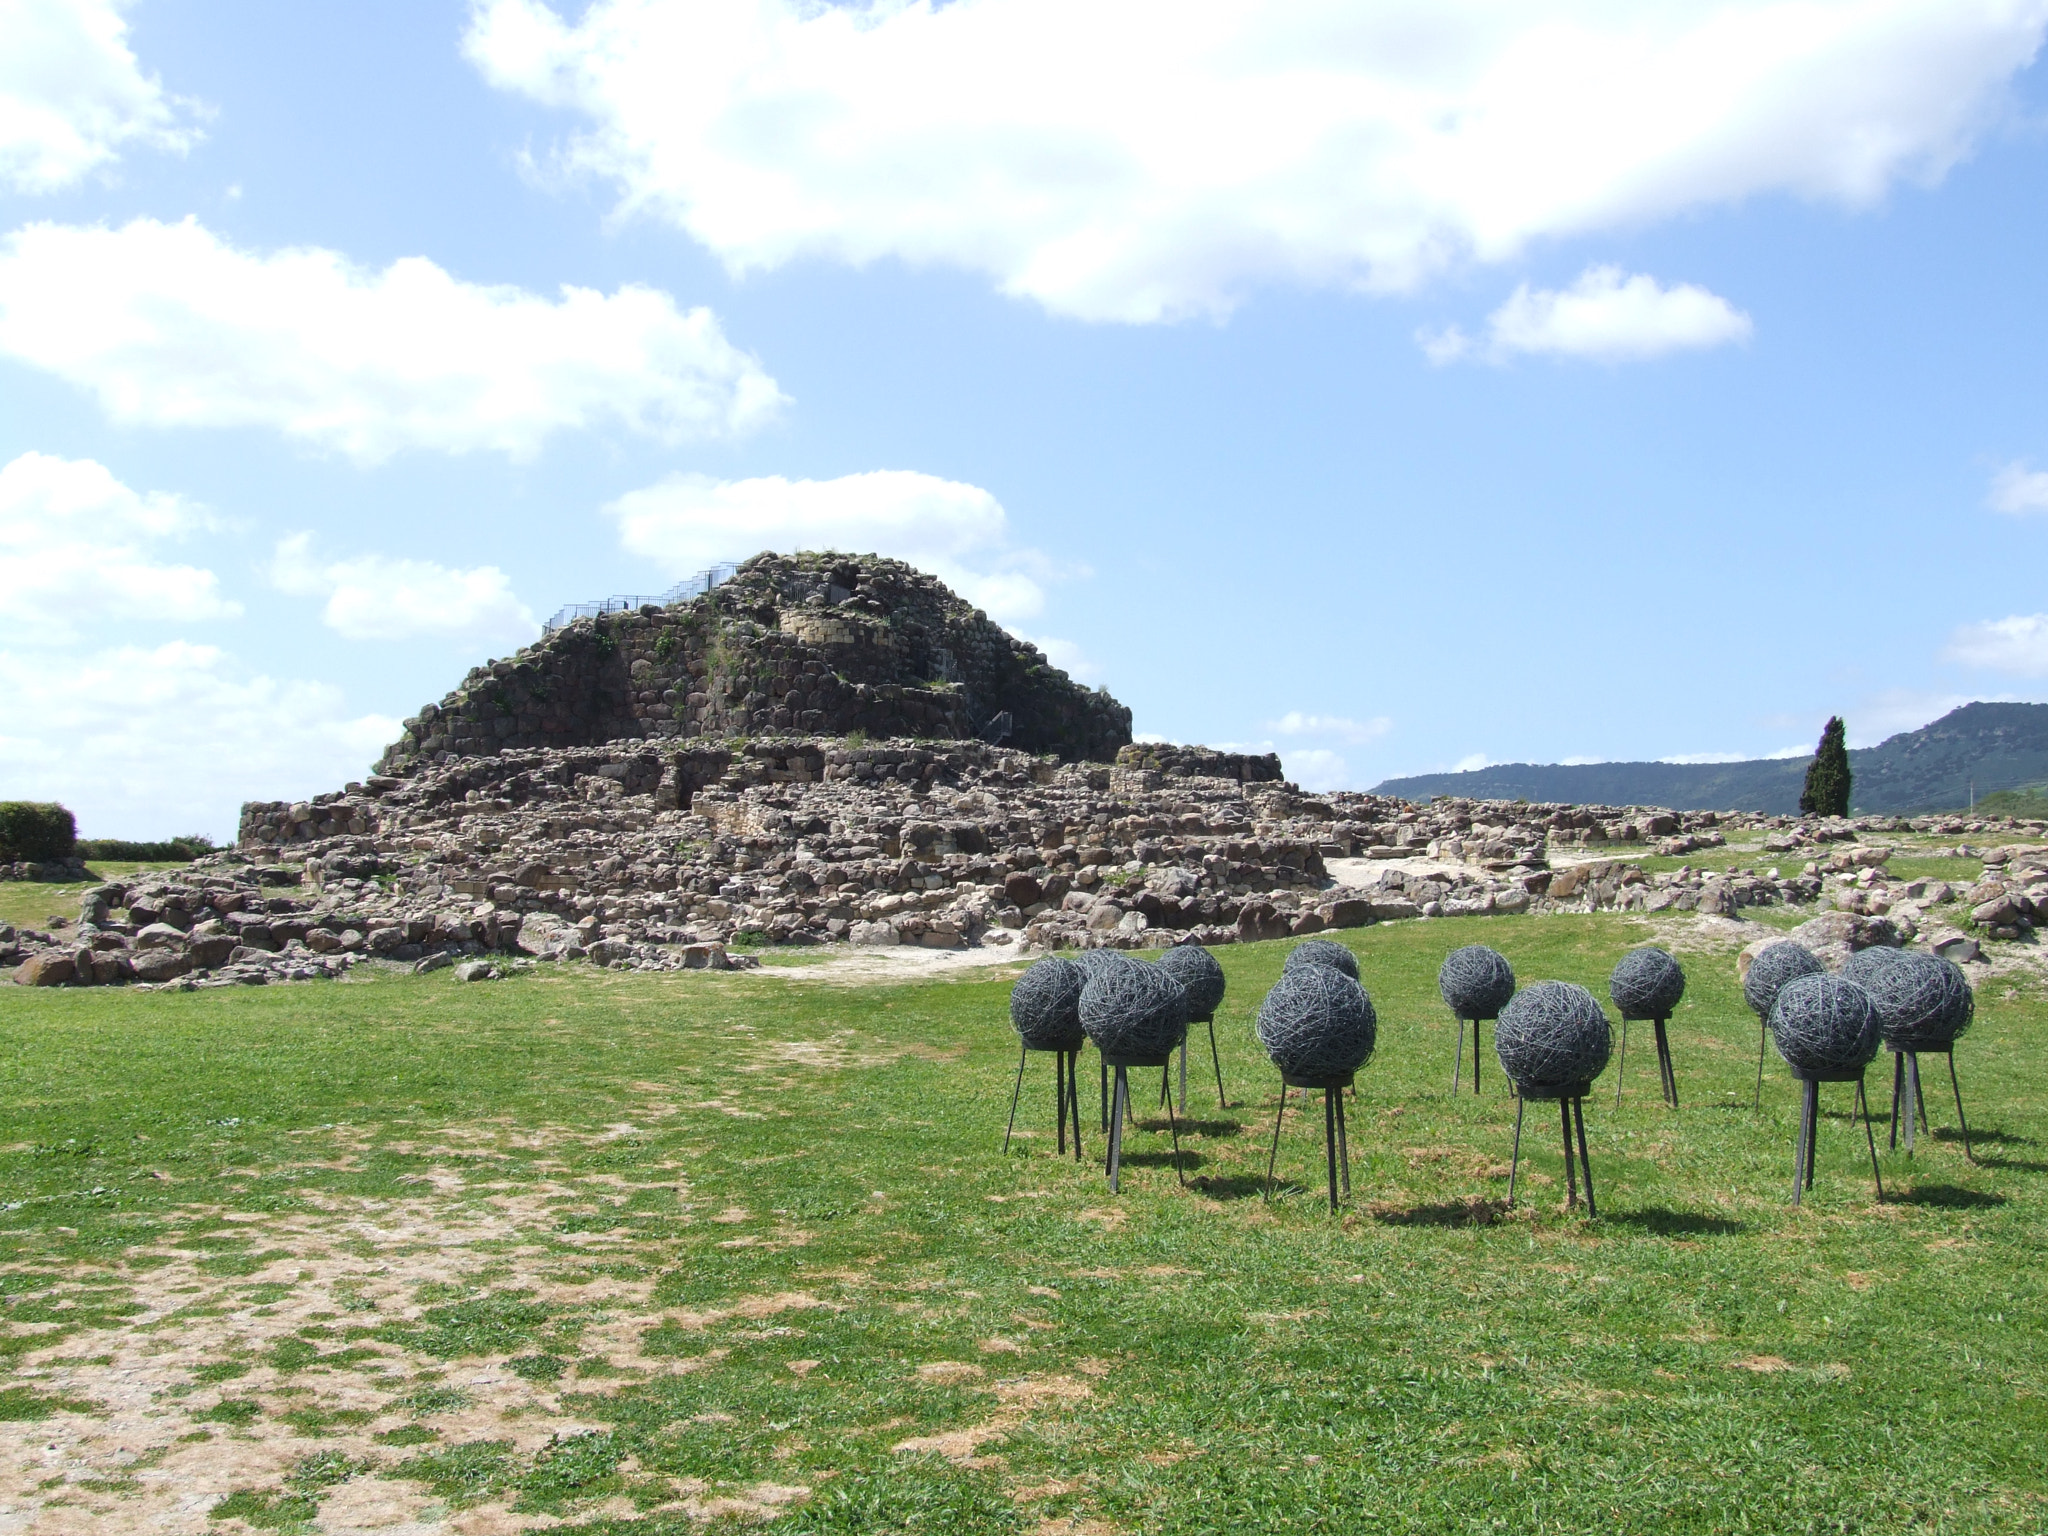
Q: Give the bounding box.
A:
[3,912,2045,1533]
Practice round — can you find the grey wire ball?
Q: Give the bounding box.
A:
[1440,945,1516,1020]
[1769,974,1879,1080]
[1069,947,1140,981]
[1743,942,1823,1021]
[1080,961,1190,1062]
[1494,981,1611,1099]
[1155,943,1226,1019]
[1256,966,1376,1082]
[1282,938,1359,981]
[1840,945,1910,987]
[1609,947,1686,1021]
[1009,956,1087,1051]
[1856,951,1974,1051]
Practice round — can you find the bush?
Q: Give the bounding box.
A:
[0,802,76,863]
[1800,717,1852,818]
[77,835,217,862]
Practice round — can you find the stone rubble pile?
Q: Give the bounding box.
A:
[17,725,2048,987]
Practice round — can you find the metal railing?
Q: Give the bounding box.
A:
[542,562,741,635]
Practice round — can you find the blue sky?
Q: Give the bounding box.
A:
[8,0,2048,837]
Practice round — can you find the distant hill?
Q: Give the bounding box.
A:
[1372,702,2048,814]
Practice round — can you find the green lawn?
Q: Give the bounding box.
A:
[2,913,2044,1533]
[0,862,193,931]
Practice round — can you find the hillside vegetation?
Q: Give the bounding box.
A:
[1376,702,2048,814]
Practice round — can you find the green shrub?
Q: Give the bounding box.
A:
[1799,716,1852,818]
[0,802,76,862]
[77,834,216,862]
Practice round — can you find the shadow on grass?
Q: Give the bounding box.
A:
[1187,1174,1269,1202]
[1889,1183,2006,1209]
[1117,1148,1204,1173]
[1368,1196,1507,1228]
[1607,1207,1743,1237]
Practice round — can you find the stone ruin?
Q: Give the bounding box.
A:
[376,550,1132,771]
[9,552,2044,987]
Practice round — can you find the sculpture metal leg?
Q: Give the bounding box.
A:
[1264,1086,1288,1201]
[1473,1019,1483,1094]
[1857,1076,1884,1202]
[1207,1017,1227,1109]
[1335,1089,1351,1200]
[1101,1058,1109,1134]
[1165,1083,1187,1188]
[1654,1019,1677,1107]
[1507,1094,1526,1208]
[1003,1043,1027,1154]
[1107,1067,1128,1193]
[1912,1052,1929,1135]
[1756,1025,1768,1110]
[1322,1089,1339,1210]
[1945,1053,1973,1164]
[1452,1015,1465,1094]
[1573,1097,1597,1218]
[1792,1082,1814,1205]
[1889,1052,1903,1150]
[1055,1049,1066,1156]
[1560,1099,1578,1210]
[1805,1083,1821,1195]
[1179,1038,1189,1116]
[1071,1052,1085,1160]
[1615,1019,1629,1107]
[1902,1052,1919,1154]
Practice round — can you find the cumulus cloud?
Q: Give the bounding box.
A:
[1452,753,1493,773]
[270,533,538,645]
[1268,711,1392,745]
[0,217,784,461]
[0,640,396,840]
[1989,461,2048,515]
[468,0,2047,323]
[0,449,238,640]
[1423,267,1753,363]
[605,468,1058,625]
[1,0,200,193]
[1945,615,2048,676]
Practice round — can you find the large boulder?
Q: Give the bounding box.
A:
[13,952,75,986]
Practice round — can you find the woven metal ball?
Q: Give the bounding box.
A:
[1155,943,1226,1019]
[1609,947,1686,1021]
[1742,941,1822,1021]
[1856,951,1974,1051]
[1256,966,1376,1082]
[1069,947,1140,981]
[1840,946,1909,987]
[1768,974,1879,1080]
[1439,945,1515,1020]
[1080,960,1189,1061]
[1282,938,1359,981]
[1009,956,1086,1051]
[1494,981,1611,1099]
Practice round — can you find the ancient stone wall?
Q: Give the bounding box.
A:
[1114,743,1284,783]
[375,551,1131,774]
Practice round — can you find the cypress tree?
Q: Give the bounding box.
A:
[1799,716,1852,817]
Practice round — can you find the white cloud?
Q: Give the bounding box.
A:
[1281,748,1351,793]
[0,0,200,193]
[1946,615,2048,675]
[1425,266,1753,364]
[271,533,538,645]
[0,449,238,640]
[468,0,2047,323]
[1268,711,1392,745]
[1015,632,1100,684]
[1453,753,1493,773]
[0,641,396,840]
[605,468,1055,625]
[1989,461,2048,515]
[0,217,784,462]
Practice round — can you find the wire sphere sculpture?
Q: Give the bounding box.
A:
[1769,974,1880,1080]
[1743,942,1823,1021]
[1494,981,1611,1099]
[1080,960,1190,1062]
[1256,965,1376,1082]
[1440,945,1516,1020]
[1282,938,1359,981]
[1068,947,1140,983]
[1856,951,1974,1051]
[1155,943,1226,1019]
[1609,947,1686,1020]
[1840,945,1910,987]
[1009,956,1087,1051]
